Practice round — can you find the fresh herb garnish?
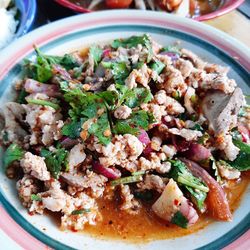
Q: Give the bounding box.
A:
[26,98,60,110]
[89,45,103,67]
[31,194,42,201]
[41,147,68,179]
[110,174,143,186]
[171,211,188,228]
[71,208,91,215]
[3,144,24,169]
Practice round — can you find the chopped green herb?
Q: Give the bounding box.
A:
[17,89,28,104]
[191,124,204,132]
[3,144,24,169]
[89,45,103,67]
[102,61,130,84]
[41,147,68,179]
[71,208,91,215]
[161,45,181,55]
[31,194,42,201]
[171,211,188,228]
[228,139,250,171]
[112,34,153,62]
[26,98,60,110]
[62,119,84,139]
[149,60,165,74]
[110,174,143,186]
[113,110,155,135]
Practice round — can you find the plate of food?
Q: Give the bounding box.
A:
[54,0,245,21]
[0,10,249,250]
[0,0,37,50]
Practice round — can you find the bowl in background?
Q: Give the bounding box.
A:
[54,0,245,21]
[15,0,37,37]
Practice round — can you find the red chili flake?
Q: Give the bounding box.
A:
[174,199,179,206]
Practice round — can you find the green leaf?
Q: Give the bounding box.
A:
[71,208,91,215]
[185,186,207,212]
[113,110,155,135]
[169,160,209,192]
[102,61,130,84]
[31,194,42,201]
[112,34,153,62]
[62,119,84,139]
[110,174,143,186]
[88,113,112,145]
[191,124,204,132]
[26,98,60,110]
[97,90,119,108]
[171,211,188,228]
[89,45,103,67]
[41,147,68,179]
[3,144,24,169]
[149,60,165,74]
[124,87,153,108]
[229,139,250,171]
[17,89,28,104]
[161,45,181,55]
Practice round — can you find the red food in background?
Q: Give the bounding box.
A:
[105,0,133,8]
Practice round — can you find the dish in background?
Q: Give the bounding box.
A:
[0,10,249,250]
[54,0,245,21]
[0,0,36,50]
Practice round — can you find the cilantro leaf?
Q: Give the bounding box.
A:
[161,45,181,55]
[169,159,208,212]
[229,139,250,171]
[3,144,24,169]
[89,45,103,67]
[88,113,111,145]
[102,61,130,84]
[171,211,188,228]
[113,110,155,135]
[149,60,165,74]
[31,194,42,201]
[124,87,153,108]
[41,147,68,179]
[62,119,85,139]
[112,34,153,62]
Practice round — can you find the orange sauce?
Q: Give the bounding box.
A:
[83,174,249,242]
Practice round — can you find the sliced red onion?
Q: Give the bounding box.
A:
[172,135,190,152]
[92,161,120,180]
[180,158,232,221]
[102,49,111,57]
[143,143,153,155]
[160,51,179,61]
[52,64,71,80]
[137,129,150,145]
[24,79,60,97]
[238,124,250,143]
[179,198,199,226]
[60,137,79,149]
[184,143,211,162]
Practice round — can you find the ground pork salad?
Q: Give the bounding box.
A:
[1,34,250,233]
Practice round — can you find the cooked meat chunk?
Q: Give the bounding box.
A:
[217,161,240,180]
[114,105,132,119]
[181,48,206,69]
[68,144,86,173]
[20,152,50,181]
[61,170,108,198]
[0,102,28,144]
[119,184,141,214]
[202,88,244,135]
[137,174,166,193]
[168,128,202,141]
[16,174,39,208]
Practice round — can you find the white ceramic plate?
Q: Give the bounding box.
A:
[0,10,249,250]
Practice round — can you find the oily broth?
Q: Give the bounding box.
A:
[82,174,249,242]
[69,0,224,17]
